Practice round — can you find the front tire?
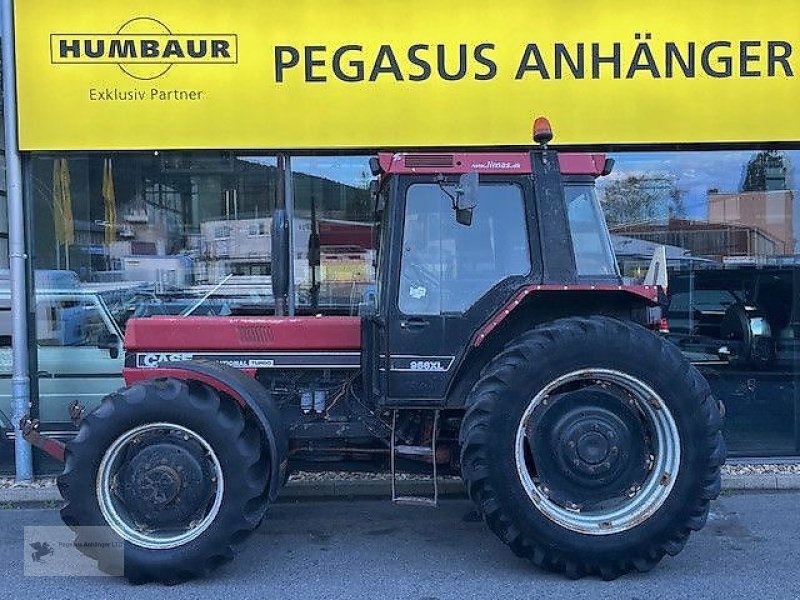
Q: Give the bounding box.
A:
[58,378,270,584]
[459,316,725,579]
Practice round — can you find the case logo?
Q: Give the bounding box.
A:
[50,16,238,80]
[139,352,194,367]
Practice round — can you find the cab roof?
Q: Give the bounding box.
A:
[377,152,608,176]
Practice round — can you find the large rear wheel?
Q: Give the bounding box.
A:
[459,316,725,579]
[58,378,271,584]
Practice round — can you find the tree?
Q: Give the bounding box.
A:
[740,150,789,192]
[599,174,684,228]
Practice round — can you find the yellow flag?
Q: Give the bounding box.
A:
[52,160,64,243]
[102,158,116,245]
[52,158,74,245]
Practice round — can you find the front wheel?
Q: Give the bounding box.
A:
[459,316,725,580]
[58,378,270,584]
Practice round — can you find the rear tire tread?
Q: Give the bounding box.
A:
[459,316,725,579]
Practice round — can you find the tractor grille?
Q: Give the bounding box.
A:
[237,324,274,345]
[403,154,454,168]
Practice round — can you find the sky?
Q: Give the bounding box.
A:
[604,150,800,220]
[238,155,373,189]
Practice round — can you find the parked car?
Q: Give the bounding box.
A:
[665,265,799,371]
[0,273,153,471]
[663,264,800,455]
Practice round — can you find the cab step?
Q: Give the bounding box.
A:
[393,495,438,508]
[394,445,434,458]
[390,410,439,507]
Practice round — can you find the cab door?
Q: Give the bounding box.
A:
[384,175,536,405]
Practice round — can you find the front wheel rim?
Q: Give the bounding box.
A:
[96,422,224,550]
[514,369,681,536]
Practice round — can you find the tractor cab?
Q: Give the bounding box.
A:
[359,127,646,409]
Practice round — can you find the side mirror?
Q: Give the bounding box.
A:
[454,172,479,226]
[97,332,120,359]
[455,208,473,226]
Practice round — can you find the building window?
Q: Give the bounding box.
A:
[11,147,800,466]
[248,222,267,237]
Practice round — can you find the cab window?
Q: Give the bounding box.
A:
[566,183,619,277]
[399,183,530,315]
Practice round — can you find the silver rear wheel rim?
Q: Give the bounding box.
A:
[514,368,681,535]
[96,422,224,549]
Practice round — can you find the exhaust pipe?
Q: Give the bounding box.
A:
[271,208,290,315]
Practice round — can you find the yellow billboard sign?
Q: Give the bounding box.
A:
[13,0,800,150]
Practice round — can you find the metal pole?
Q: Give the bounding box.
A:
[284,155,296,316]
[794,266,800,454]
[2,0,33,481]
[274,155,287,316]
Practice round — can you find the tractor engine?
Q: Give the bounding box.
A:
[122,315,456,474]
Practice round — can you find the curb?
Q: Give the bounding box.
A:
[1,473,799,507]
[0,485,62,506]
[721,473,800,491]
[279,478,466,500]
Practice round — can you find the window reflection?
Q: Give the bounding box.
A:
[2,148,797,460]
[607,149,799,456]
[290,156,375,315]
[30,153,279,309]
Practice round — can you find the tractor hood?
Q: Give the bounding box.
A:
[124,316,362,352]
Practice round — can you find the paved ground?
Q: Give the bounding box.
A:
[1,491,798,599]
[4,466,800,507]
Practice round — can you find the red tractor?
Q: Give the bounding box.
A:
[27,120,725,583]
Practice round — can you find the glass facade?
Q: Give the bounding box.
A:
[1,146,798,472]
[607,149,800,456]
[290,156,374,314]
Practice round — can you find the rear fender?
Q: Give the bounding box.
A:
[471,284,661,347]
[125,360,288,501]
[446,287,661,407]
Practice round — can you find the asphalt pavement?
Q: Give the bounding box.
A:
[1,491,799,600]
